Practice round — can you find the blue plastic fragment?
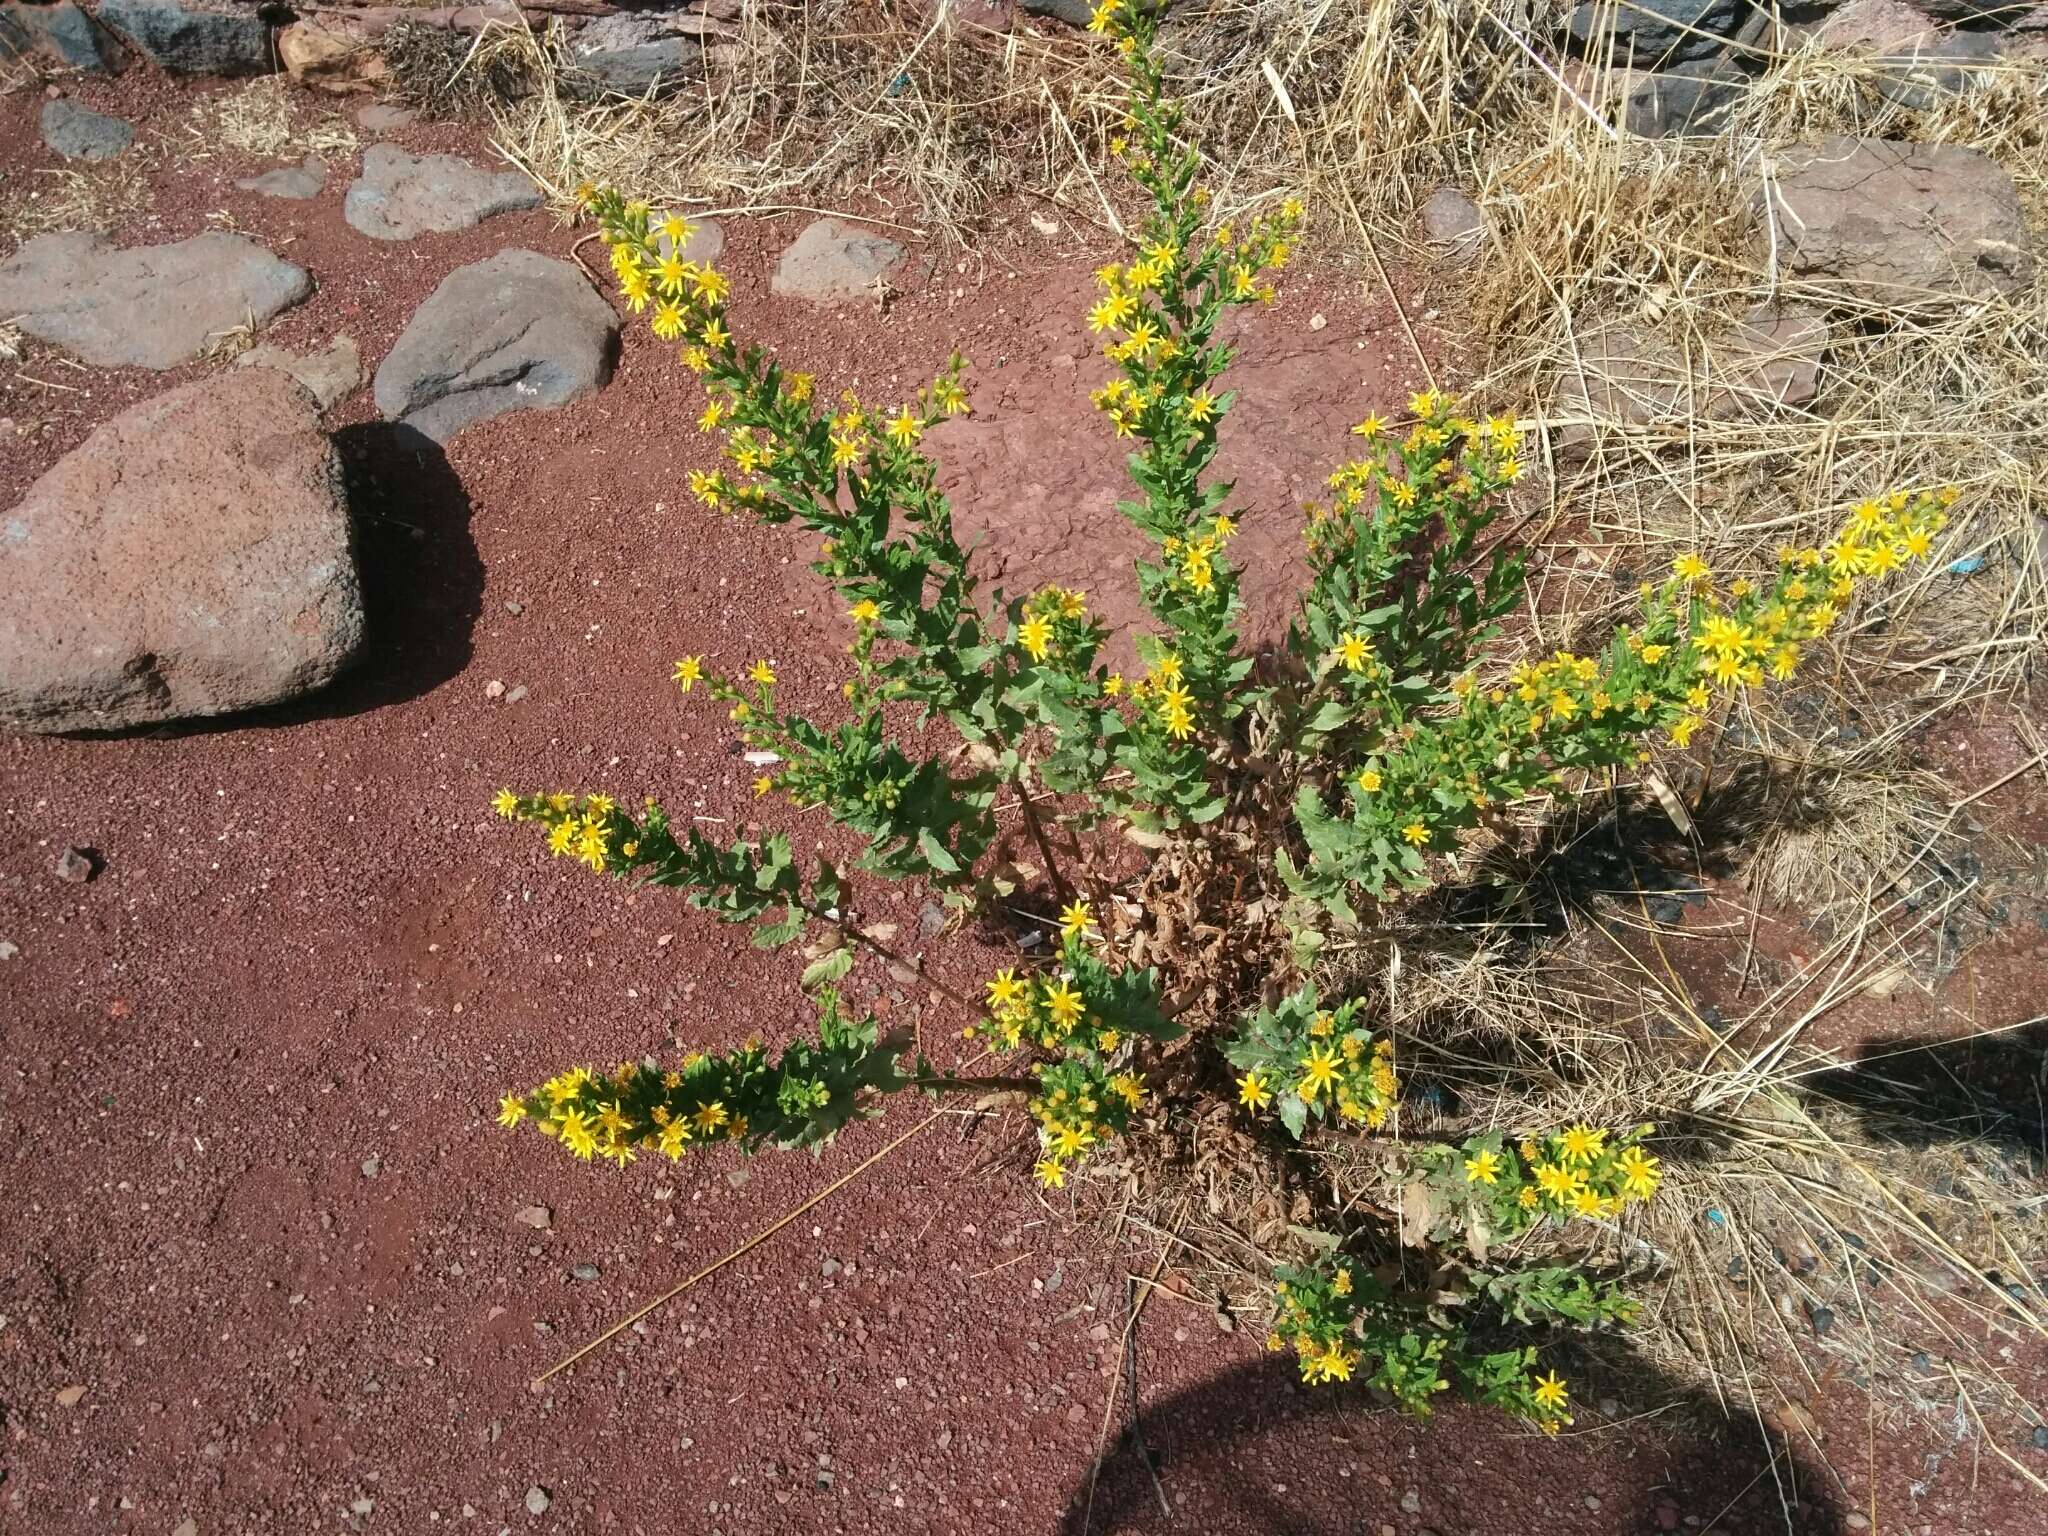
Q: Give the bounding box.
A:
[1704,1207,1726,1226]
[888,71,911,97]
[1946,555,1986,576]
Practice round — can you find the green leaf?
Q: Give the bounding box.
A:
[799,947,857,990]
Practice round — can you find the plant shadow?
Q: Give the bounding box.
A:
[1061,1350,1848,1536]
[1797,1017,2048,1163]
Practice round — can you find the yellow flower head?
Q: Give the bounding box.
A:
[748,660,777,687]
[1058,899,1095,939]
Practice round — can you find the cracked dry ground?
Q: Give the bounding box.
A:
[3,70,2045,1536]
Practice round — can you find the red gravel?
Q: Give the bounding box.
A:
[3,67,2044,1536]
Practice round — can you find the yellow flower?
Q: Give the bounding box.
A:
[1017,615,1054,661]
[1673,553,1711,583]
[986,967,1028,1011]
[1238,1071,1273,1111]
[1350,412,1385,441]
[1102,672,1123,697]
[698,398,727,432]
[1617,1144,1662,1199]
[1401,821,1430,847]
[1298,1045,1341,1100]
[1058,899,1095,939]
[672,655,704,691]
[748,660,777,687]
[1186,389,1216,423]
[849,598,882,624]
[496,1094,528,1128]
[752,776,774,798]
[1557,1123,1607,1164]
[493,789,520,819]
[1356,768,1382,794]
[1043,980,1084,1028]
[1034,1158,1068,1189]
[692,1100,730,1134]
[1463,1148,1502,1185]
[1333,632,1371,672]
[1532,1371,1568,1413]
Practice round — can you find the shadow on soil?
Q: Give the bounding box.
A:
[1799,1016,2048,1162]
[1061,1353,1847,1536]
[294,420,484,719]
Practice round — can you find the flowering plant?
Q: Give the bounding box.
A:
[491,0,1951,1432]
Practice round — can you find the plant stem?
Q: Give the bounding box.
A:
[1014,767,1074,904]
[907,1070,1034,1096]
[802,902,980,1013]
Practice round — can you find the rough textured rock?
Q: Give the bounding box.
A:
[98,0,275,76]
[235,335,362,410]
[566,11,710,96]
[0,231,312,370]
[1622,54,1751,137]
[0,1,116,72]
[1418,186,1486,259]
[771,218,905,306]
[1870,30,1999,107]
[1567,0,1745,65]
[278,15,389,94]
[236,159,326,199]
[1552,308,1828,458]
[40,98,132,160]
[0,369,363,734]
[1017,0,1095,24]
[1764,137,2035,303]
[1808,0,1941,50]
[374,250,617,442]
[342,144,540,241]
[355,101,416,134]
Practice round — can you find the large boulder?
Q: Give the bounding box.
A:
[343,144,541,241]
[0,1,117,72]
[566,14,704,97]
[97,0,275,75]
[1763,137,2035,303]
[771,218,906,306]
[0,369,364,734]
[0,231,311,369]
[373,249,618,442]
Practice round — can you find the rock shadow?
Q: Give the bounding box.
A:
[1061,1352,1848,1536]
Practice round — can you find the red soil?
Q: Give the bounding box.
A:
[2,67,2043,1536]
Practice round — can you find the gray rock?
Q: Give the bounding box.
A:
[53,846,93,883]
[0,231,312,370]
[1622,54,1751,137]
[1418,186,1486,258]
[236,159,326,199]
[40,98,132,160]
[567,36,703,98]
[0,369,364,734]
[1567,0,1745,65]
[1018,0,1096,24]
[771,218,905,306]
[98,0,275,76]
[1763,137,2036,303]
[0,1,117,72]
[1871,30,2000,108]
[525,1487,551,1515]
[354,101,415,134]
[343,144,540,242]
[657,216,724,268]
[374,249,618,442]
[235,335,362,410]
[1805,0,1942,52]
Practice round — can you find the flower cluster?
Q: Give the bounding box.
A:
[1222,989,1397,1138]
[496,990,908,1164]
[1411,1124,1664,1246]
[968,931,1179,1187]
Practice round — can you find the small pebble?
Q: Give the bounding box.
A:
[54,1384,87,1408]
[505,600,524,615]
[525,1485,551,1515]
[0,940,18,960]
[505,685,529,704]
[1400,1490,1421,1514]
[1807,1302,1835,1337]
[360,1155,381,1178]
[485,679,506,699]
[571,1263,600,1281]
[515,1205,551,1230]
[2032,1424,2048,1450]
[53,846,93,883]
